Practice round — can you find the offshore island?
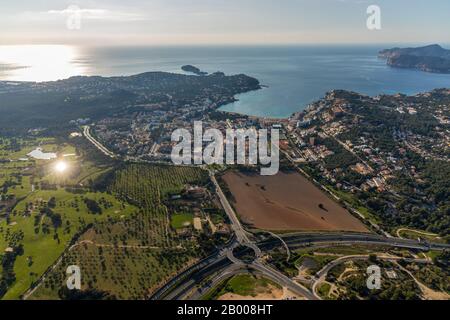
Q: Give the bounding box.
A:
[181,65,208,76]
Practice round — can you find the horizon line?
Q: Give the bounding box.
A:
[1,41,449,48]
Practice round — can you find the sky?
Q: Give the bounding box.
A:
[1,0,450,46]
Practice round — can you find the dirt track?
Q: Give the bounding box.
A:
[223,171,368,232]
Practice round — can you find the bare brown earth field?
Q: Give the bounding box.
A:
[222,171,368,232]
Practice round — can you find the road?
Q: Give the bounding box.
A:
[187,261,317,301]
[83,125,116,158]
[209,172,249,244]
[187,265,245,300]
[152,168,450,301]
[209,171,312,299]
[271,232,449,251]
[251,261,317,300]
[152,171,316,300]
[154,254,233,300]
[396,228,441,240]
[266,231,291,262]
[150,230,449,300]
[209,172,261,257]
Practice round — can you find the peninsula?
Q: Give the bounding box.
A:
[379,44,450,74]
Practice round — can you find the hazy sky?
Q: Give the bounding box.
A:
[1,0,449,45]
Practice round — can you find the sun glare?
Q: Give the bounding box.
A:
[0,45,87,82]
[55,161,68,173]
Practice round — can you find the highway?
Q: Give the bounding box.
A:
[209,172,250,244]
[210,171,262,257]
[251,261,317,300]
[150,170,450,301]
[150,246,232,300]
[150,229,449,300]
[151,171,316,300]
[163,257,232,300]
[208,171,308,296]
[187,261,318,301]
[188,265,245,300]
[276,233,450,251]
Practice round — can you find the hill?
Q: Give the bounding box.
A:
[379,44,450,74]
[0,71,260,133]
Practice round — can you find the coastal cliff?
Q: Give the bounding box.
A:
[379,44,450,74]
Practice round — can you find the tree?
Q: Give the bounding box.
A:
[48,197,57,208]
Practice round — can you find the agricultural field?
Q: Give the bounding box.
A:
[29,164,228,300]
[221,170,368,232]
[32,245,194,300]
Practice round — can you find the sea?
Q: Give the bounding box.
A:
[1,44,450,118]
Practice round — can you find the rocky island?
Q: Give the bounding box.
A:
[181,65,208,76]
[379,44,450,74]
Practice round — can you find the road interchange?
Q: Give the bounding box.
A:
[150,171,449,301]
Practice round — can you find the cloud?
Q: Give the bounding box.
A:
[336,0,370,3]
[19,6,146,22]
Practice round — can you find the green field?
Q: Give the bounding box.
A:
[171,213,193,229]
[0,137,136,299]
[294,254,338,275]
[1,182,135,299]
[204,274,281,300]
[317,282,332,299]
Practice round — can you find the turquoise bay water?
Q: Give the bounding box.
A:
[1,45,450,118]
